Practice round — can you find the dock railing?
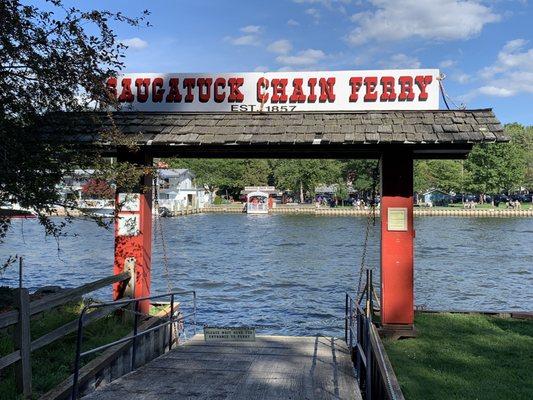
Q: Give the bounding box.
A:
[0,271,132,398]
[71,290,197,400]
[345,270,405,400]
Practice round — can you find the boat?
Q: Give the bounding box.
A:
[245,191,269,214]
[77,199,114,217]
[0,202,37,218]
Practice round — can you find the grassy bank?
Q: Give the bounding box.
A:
[0,303,133,399]
[384,313,533,400]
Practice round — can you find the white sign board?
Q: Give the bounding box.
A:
[107,69,440,112]
[117,214,140,236]
[203,326,256,341]
[387,208,408,231]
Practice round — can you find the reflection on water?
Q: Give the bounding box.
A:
[1,215,532,337]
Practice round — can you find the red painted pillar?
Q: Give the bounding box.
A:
[380,150,414,329]
[113,153,153,313]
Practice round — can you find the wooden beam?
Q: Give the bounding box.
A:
[0,349,21,370]
[13,288,32,398]
[31,304,122,352]
[0,272,131,329]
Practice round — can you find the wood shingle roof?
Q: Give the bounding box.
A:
[42,109,506,146]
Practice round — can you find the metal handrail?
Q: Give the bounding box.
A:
[71,290,196,400]
[345,269,374,400]
[345,269,404,400]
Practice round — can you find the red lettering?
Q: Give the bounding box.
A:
[271,78,288,103]
[289,78,306,103]
[398,76,415,101]
[197,78,212,103]
[363,77,378,102]
[257,77,269,103]
[183,78,196,102]
[319,77,336,103]
[415,75,433,101]
[214,78,226,103]
[106,77,117,99]
[165,78,182,103]
[228,77,244,102]
[307,78,317,103]
[379,76,397,102]
[349,77,362,102]
[152,78,165,102]
[118,78,134,102]
[135,78,150,103]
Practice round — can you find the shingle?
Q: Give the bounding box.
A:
[40,109,508,146]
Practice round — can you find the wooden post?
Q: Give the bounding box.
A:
[114,152,153,314]
[13,288,32,398]
[380,151,415,334]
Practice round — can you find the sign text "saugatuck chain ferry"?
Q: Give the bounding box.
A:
[106,69,440,112]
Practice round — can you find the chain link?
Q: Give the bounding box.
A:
[153,174,173,294]
[356,160,380,298]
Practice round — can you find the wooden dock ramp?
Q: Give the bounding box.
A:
[83,334,362,400]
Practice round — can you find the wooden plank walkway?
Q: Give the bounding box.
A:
[83,335,362,400]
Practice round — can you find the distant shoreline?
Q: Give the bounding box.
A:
[41,205,533,218]
[202,205,533,217]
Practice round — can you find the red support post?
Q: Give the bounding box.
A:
[114,153,153,314]
[380,151,415,332]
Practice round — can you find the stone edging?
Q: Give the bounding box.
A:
[201,206,533,217]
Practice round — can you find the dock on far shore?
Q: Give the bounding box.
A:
[82,334,361,400]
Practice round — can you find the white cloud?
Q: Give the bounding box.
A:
[240,25,262,34]
[480,39,532,79]
[474,39,533,97]
[347,0,500,45]
[293,0,351,8]
[120,37,148,50]
[439,59,456,68]
[381,53,421,69]
[477,86,515,97]
[224,35,259,46]
[287,19,300,26]
[305,8,321,23]
[276,49,326,66]
[454,73,470,84]
[267,39,293,54]
[464,39,533,99]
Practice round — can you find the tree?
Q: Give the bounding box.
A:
[465,127,526,196]
[273,160,342,202]
[341,159,379,195]
[504,123,532,189]
[414,160,464,194]
[81,179,115,199]
[0,0,149,241]
[166,159,270,199]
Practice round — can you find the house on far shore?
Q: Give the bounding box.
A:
[419,188,452,207]
[157,169,210,211]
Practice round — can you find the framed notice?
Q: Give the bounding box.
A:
[204,326,256,342]
[117,214,140,236]
[387,208,408,231]
[118,193,140,212]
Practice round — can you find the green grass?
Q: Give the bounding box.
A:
[0,303,132,399]
[383,313,533,400]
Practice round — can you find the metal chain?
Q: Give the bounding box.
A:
[356,160,380,298]
[153,174,173,293]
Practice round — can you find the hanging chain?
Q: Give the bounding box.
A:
[356,160,380,298]
[153,173,173,293]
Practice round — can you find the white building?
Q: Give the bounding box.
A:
[157,169,210,211]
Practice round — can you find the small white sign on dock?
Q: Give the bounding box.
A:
[203,326,256,342]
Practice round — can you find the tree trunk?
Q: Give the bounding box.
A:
[300,181,304,203]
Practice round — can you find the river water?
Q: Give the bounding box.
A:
[1,215,532,337]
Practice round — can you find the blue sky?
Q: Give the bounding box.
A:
[68,1,532,123]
